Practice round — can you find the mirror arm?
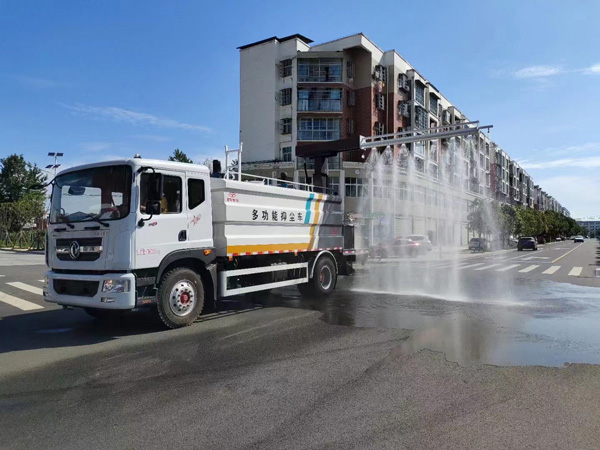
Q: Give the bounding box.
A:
[137,166,157,227]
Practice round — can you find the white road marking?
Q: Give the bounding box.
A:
[523,256,549,260]
[569,267,583,276]
[432,262,472,269]
[7,282,43,296]
[543,266,561,275]
[519,265,540,273]
[457,263,485,270]
[474,264,502,271]
[553,243,584,263]
[38,279,44,283]
[0,291,43,311]
[0,275,5,278]
[496,264,521,272]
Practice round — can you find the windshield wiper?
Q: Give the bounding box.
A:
[81,213,110,228]
[60,216,75,229]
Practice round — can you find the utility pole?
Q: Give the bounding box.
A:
[46,152,63,178]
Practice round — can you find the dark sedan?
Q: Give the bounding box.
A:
[370,238,421,259]
[517,237,538,251]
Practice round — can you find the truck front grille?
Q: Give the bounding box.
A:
[53,279,99,297]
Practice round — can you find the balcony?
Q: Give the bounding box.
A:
[298,98,342,112]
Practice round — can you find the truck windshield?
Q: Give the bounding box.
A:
[50,165,132,224]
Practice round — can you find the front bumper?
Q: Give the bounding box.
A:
[43,271,136,310]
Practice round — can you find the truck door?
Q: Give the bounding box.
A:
[135,170,189,269]
[186,173,213,250]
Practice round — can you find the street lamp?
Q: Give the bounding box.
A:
[46,152,63,177]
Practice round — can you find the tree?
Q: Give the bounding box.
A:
[168,149,193,164]
[467,199,496,237]
[0,154,46,203]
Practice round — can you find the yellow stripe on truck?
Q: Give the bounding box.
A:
[227,243,311,255]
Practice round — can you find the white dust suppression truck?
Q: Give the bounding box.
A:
[43,150,356,328]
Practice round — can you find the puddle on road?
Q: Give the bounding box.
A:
[265,278,600,368]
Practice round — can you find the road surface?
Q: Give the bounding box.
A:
[1,240,600,449]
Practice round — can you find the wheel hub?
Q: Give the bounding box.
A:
[169,280,196,317]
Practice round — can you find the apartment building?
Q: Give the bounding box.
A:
[576,218,600,235]
[238,33,565,244]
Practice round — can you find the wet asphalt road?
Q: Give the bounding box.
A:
[1,240,600,449]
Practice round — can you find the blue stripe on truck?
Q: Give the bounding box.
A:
[304,193,314,224]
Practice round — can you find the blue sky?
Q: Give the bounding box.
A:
[1,0,599,217]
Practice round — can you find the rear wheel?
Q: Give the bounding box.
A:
[157,267,204,329]
[297,256,337,298]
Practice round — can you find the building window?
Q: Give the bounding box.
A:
[346,61,355,79]
[414,141,425,156]
[298,58,342,82]
[415,106,428,129]
[374,122,385,136]
[347,90,356,106]
[280,118,292,135]
[429,141,438,162]
[345,177,366,197]
[297,88,342,111]
[280,59,292,77]
[415,82,425,106]
[280,88,292,106]
[415,157,425,173]
[375,94,385,110]
[298,176,312,191]
[298,118,341,141]
[346,118,354,136]
[329,176,340,195]
[429,95,439,116]
[281,146,292,162]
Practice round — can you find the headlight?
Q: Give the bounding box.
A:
[44,275,49,288]
[102,279,130,293]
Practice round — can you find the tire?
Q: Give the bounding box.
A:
[156,267,204,329]
[517,247,522,251]
[84,308,127,320]
[297,256,337,298]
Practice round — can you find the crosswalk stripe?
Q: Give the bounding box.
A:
[569,267,583,276]
[38,279,44,283]
[0,275,5,278]
[457,263,485,270]
[7,282,43,296]
[496,264,521,272]
[0,291,43,311]
[543,266,561,275]
[474,264,501,271]
[432,262,471,269]
[519,265,540,273]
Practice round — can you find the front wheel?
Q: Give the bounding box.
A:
[157,267,205,329]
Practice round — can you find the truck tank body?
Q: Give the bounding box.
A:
[210,179,343,257]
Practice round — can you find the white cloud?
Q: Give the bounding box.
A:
[583,63,600,75]
[61,103,211,132]
[513,65,563,79]
[521,156,600,170]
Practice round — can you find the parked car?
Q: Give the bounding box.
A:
[573,235,584,243]
[555,237,562,241]
[404,235,433,252]
[517,237,538,251]
[468,237,490,252]
[370,238,421,259]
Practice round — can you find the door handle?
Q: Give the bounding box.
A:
[178,230,187,241]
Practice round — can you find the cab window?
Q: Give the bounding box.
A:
[188,179,205,210]
[140,173,182,214]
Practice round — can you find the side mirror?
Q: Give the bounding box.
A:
[138,200,161,227]
[146,200,161,215]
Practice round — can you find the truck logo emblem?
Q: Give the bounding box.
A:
[69,241,80,259]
